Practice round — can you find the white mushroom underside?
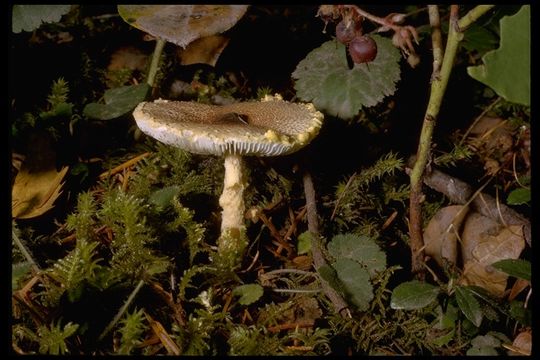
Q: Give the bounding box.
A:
[132,96,324,157]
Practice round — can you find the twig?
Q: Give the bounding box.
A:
[428,6,443,80]
[98,279,145,341]
[410,165,531,246]
[267,321,315,333]
[147,280,186,327]
[303,171,350,318]
[98,152,150,179]
[407,5,494,278]
[458,97,501,147]
[12,229,40,272]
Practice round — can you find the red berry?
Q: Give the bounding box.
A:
[348,35,377,64]
[335,19,361,45]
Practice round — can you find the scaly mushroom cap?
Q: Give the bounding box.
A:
[133,94,324,156]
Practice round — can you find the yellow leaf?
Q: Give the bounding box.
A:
[12,165,68,219]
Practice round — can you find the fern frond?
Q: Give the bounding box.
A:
[285,327,331,355]
[36,320,79,355]
[172,306,229,355]
[44,240,103,304]
[434,144,474,167]
[227,325,282,356]
[65,191,98,241]
[332,152,404,228]
[99,189,169,279]
[116,308,147,355]
[47,78,69,107]
[169,198,205,264]
[177,265,212,301]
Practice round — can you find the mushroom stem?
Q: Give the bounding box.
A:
[218,154,247,264]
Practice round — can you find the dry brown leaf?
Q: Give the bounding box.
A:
[508,278,530,301]
[508,330,531,355]
[12,165,68,219]
[118,5,248,48]
[12,134,68,219]
[108,46,148,72]
[460,212,525,296]
[178,35,230,66]
[424,205,469,268]
[144,312,181,355]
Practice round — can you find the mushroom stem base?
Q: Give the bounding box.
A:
[218,154,247,266]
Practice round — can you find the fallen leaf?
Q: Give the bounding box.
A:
[118,5,248,48]
[178,35,230,66]
[108,46,148,72]
[460,211,525,296]
[11,134,68,219]
[424,205,469,268]
[509,330,531,355]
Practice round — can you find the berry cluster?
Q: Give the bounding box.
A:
[319,6,376,65]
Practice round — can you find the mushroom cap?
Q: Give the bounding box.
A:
[133,94,324,156]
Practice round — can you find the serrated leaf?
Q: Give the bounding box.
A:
[292,36,401,119]
[327,233,386,276]
[507,188,530,205]
[491,259,531,281]
[455,286,483,327]
[232,284,263,305]
[332,258,373,311]
[317,264,344,293]
[84,83,150,120]
[12,5,71,33]
[118,5,248,48]
[390,280,439,310]
[297,231,312,255]
[149,186,181,209]
[467,5,530,106]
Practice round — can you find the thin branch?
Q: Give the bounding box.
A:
[408,4,495,278]
[428,5,443,80]
[303,171,350,318]
[98,279,145,342]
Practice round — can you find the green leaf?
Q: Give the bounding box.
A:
[317,264,344,294]
[462,23,499,55]
[467,5,530,106]
[466,346,499,356]
[327,233,386,276]
[292,36,401,119]
[118,5,248,48]
[507,187,531,205]
[12,262,33,291]
[232,284,264,305]
[12,5,71,33]
[149,186,181,209]
[84,83,150,120]
[491,259,531,281]
[390,280,439,310]
[467,334,502,355]
[509,300,531,326]
[332,258,373,311]
[455,286,483,327]
[297,231,312,255]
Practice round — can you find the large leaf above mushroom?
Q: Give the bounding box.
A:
[292,35,401,119]
[118,5,249,48]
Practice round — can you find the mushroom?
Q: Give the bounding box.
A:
[133,94,323,268]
